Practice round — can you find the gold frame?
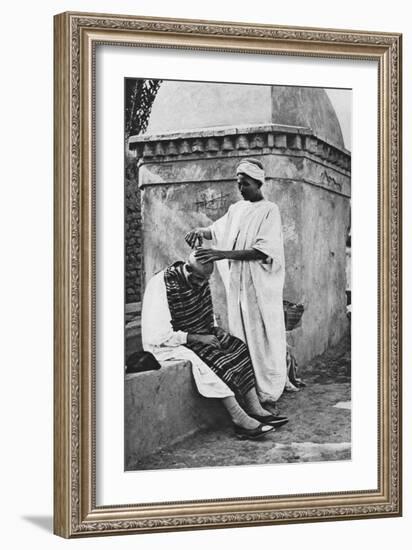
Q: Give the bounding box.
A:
[53,11,402,538]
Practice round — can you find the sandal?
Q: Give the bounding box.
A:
[249,414,289,427]
[234,423,275,440]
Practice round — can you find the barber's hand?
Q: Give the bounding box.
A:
[189,334,221,348]
[193,248,224,263]
[185,228,203,248]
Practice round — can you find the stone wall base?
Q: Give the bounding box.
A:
[125,360,229,469]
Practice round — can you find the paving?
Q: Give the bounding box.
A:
[129,334,351,470]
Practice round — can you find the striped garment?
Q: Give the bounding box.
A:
[164,262,256,399]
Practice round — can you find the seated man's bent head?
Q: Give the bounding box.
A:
[184,251,214,287]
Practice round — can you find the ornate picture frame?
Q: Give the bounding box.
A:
[53,11,402,538]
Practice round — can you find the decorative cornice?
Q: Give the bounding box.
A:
[129,124,351,173]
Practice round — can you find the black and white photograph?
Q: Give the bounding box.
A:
[124,78,352,471]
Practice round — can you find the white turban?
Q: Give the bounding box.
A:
[236,160,265,185]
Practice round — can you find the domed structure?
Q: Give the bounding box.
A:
[270,86,345,148]
[146,81,344,149]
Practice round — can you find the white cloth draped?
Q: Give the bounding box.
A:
[141,271,234,398]
[210,199,287,403]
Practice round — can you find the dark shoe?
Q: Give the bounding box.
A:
[234,423,275,440]
[249,414,289,427]
[261,403,280,416]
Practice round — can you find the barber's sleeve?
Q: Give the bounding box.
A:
[209,210,229,247]
[252,205,284,271]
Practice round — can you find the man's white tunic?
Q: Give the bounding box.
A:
[210,199,287,403]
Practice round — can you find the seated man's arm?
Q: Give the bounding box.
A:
[142,273,222,349]
[187,333,221,348]
[141,274,188,348]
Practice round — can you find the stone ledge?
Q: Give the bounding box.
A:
[125,319,142,355]
[130,123,312,143]
[125,359,229,469]
[129,123,351,172]
[125,301,141,323]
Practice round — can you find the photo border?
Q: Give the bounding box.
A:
[53,11,402,537]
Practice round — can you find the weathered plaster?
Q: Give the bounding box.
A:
[137,125,350,365]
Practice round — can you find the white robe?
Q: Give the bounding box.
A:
[210,199,287,403]
[141,270,234,398]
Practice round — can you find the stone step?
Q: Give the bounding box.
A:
[125,301,142,323]
[125,319,142,355]
[125,360,230,469]
[125,301,142,314]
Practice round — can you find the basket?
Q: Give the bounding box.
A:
[283,300,304,331]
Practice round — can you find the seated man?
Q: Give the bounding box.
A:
[141,251,288,440]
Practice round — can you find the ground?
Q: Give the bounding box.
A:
[130,334,351,470]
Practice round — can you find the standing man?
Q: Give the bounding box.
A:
[185,158,287,407]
